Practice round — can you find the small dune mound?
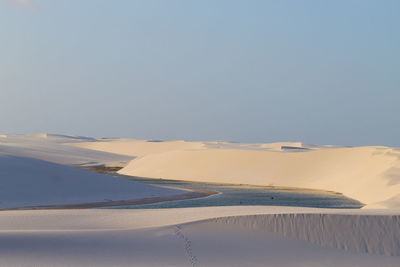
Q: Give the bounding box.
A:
[260,142,304,151]
[29,133,49,138]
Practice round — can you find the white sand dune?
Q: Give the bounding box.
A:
[0,154,183,209]
[119,147,400,208]
[71,139,206,157]
[0,207,398,266]
[28,133,98,142]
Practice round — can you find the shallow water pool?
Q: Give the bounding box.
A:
[106,176,363,209]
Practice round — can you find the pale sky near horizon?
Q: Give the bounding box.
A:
[1,0,399,146]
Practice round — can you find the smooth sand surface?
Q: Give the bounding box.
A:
[0,153,185,209]
[0,207,399,266]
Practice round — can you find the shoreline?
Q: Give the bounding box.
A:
[0,188,218,211]
[79,165,361,201]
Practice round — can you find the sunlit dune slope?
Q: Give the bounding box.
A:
[119,147,400,208]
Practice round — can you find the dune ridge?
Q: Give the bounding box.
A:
[210,213,400,256]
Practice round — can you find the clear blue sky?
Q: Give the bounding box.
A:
[1,0,399,146]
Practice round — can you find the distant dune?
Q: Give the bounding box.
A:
[70,139,327,158]
[71,140,205,157]
[0,134,132,166]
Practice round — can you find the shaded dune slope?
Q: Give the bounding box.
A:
[0,154,182,209]
[207,213,400,256]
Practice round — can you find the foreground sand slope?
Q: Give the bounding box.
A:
[0,207,398,266]
[118,147,400,208]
